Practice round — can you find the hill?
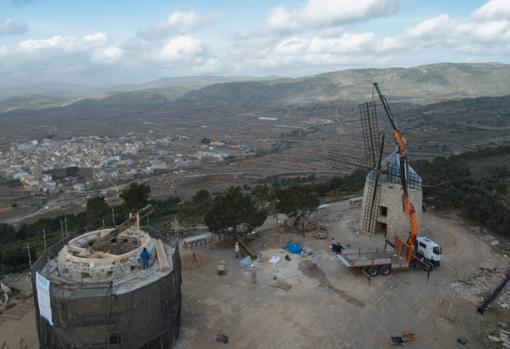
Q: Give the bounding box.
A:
[2,63,510,142]
[176,63,510,106]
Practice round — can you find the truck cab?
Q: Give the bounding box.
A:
[416,236,442,266]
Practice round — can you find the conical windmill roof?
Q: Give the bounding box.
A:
[367,152,422,189]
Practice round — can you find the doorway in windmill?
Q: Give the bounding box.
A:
[375,222,387,234]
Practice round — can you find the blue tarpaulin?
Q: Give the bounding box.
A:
[239,256,252,267]
[287,242,303,254]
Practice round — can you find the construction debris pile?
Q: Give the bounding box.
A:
[0,272,33,313]
[487,322,510,348]
[451,261,510,309]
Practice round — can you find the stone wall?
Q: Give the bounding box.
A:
[360,180,422,239]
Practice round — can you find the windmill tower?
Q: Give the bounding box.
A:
[328,88,422,240]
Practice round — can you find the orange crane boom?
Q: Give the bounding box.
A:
[374,83,418,262]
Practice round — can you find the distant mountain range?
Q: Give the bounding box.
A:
[176,63,510,106]
[0,75,278,112]
[2,62,510,119]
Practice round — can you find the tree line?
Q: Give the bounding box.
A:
[3,145,509,275]
[413,145,510,236]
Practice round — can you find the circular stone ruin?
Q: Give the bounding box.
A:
[57,226,156,282]
[32,224,182,349]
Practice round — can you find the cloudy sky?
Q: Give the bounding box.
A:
[1,0,510,86]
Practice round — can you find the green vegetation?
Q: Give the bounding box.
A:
[86,196,110,229]
[204,187,267,234]
[272,185,320,213]
[414,145,510,236]
[0,178,22,187]
[65,166,80,177]
[0,223,16,244]
[121,182,151,210]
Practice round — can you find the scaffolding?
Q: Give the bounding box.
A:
[31,228,182,349]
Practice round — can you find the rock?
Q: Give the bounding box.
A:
[490,240,500,246]
[457,336,467,345]
[479,262,497,272]
[503,342,510,349]
[488,335,502,343]
[302,247,314,256]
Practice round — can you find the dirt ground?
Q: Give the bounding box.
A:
[2,200,509,348]
[176,201,510,349]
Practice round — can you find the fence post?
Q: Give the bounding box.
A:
[27,245,32,268]
[42,228,47,251]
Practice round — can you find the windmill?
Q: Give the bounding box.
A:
[328,84,422,236]
[327,99,387,234]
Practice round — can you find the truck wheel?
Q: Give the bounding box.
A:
[367,266,379,277]
[380,264,391,276]
[423,263,432,272]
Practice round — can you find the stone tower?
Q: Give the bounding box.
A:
[31,226,182,349]
[360,152,422,239]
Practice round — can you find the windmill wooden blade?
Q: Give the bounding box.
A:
[360,101,382,168]
[327,151,373,171]
[362,134,385,234]
[362,177,381,233]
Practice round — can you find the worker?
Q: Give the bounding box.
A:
[331,238,337,253]
[250,264,257,284]
[140,247,150,269]
[336,241,344,255]
[235,242,240,258]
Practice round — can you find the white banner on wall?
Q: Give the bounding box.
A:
[36,272,53,326]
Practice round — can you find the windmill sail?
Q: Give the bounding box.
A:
[360,101,382,168]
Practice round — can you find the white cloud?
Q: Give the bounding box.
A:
[473,0,510,20]
[230,30,401,73]
[4,1,510,85]
[267,0,400,32]
[91,46,124,64]
[0,18,28,36]
[83,32,108,45]
[401,8,510,51]
[404,14,452,40]
[140,10,221,40]
[193,57,221,73]
[155,36,205,63]
[17,32,108,53]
